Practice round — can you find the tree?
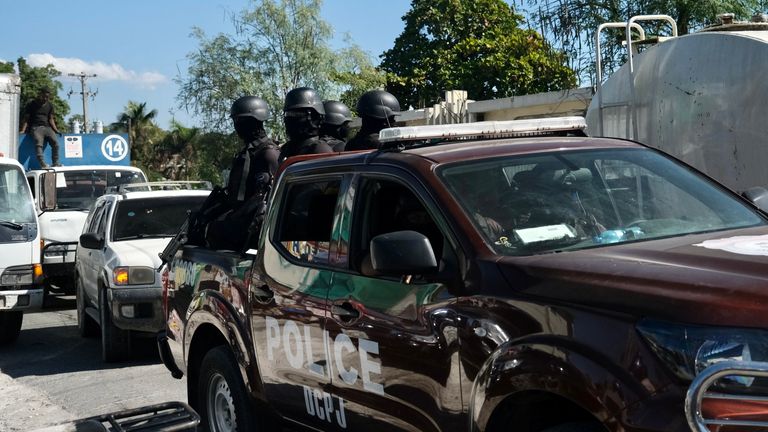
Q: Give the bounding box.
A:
[0,62,13,73]
[330,40,387,114]
[113,101,160,169]
[177,0,379,138]
[379,0,577,109]
[16,57,70,129]
[525,0,762,83]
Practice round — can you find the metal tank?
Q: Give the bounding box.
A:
[586,15,768,192]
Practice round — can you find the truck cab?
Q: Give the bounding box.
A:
[27,165,147,294]
[0,156,51,344]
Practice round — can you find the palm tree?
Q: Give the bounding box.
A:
[113,101,159,163]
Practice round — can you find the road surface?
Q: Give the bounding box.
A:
[0,296,186,431]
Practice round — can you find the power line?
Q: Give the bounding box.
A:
[67,72,97,133]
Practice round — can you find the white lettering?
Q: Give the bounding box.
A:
[305,325,324,376]
[334,333,358,385]
[265,316,280,361]
[283,320,304,369]
[336,396,347,428]
[359,338,384,395]
[313,389,326,420]
[304,386,315,416]
[302,386,347,429]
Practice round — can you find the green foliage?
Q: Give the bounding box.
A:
[177,0,380,139]
[193,132,241,186]
[0,62,14,73]
[329,39,387,113]
[526,0,763,83]
[112,101,162,175]
[16,57,70,130]
[379,0,577,109]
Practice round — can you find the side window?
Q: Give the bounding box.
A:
[352,178,446,276]
[85,202,106,234]
[27,176,36,199]
[276,179,341,265]
[95,203,112,237]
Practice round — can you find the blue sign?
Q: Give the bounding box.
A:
[18,133,132,170]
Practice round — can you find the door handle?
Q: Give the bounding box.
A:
[251,284,274,303]
[331,302,360,323]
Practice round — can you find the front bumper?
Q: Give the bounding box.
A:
[108,286,164,333]
[0,286,44,312]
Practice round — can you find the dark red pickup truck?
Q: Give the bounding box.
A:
[158,118,768,432]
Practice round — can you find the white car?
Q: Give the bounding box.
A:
[75,183,209,362]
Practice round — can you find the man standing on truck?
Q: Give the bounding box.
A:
[203,96,279,250]
[19,88,61,168]
[278,87,334,162]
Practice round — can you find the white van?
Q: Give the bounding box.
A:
[26,165,147,295]
[0,157,53,344]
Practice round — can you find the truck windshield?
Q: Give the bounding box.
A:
[56,170,146,211]
[0,164,35,225]
[111,196,207,241]
[439,148,766,255]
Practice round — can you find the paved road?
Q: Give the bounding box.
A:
[0,296,186,431]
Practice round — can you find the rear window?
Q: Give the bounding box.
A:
[56,170,146,211]
[112,195,206,241]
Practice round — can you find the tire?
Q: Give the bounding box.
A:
[99,287,131,362]
[540,422,605,432]
[76,277,98,338]
[0,311,23,345]
[197,346,258,432]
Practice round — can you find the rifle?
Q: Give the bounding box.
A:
[158,213,190,271]
[240,174,273,253]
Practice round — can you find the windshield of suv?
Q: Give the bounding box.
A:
[56,170,146,211]
[440,148,766,255]
[0,164,36,225]
[112,195,207,241]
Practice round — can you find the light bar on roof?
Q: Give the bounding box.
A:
[379,116,587,143]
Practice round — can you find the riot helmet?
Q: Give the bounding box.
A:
[284,87,324,141]
[322,100,351,126]
[230,96,270,121]
[283,87,325,115]
[356,90,400,120]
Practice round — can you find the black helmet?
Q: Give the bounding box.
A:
[284,87,325,115]
[230,96,270,121]
[322,100,351,126]
[357,90,400,120]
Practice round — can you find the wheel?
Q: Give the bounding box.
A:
[99,287,131,362]
[76,277,98,338]
[540,422,605,432]
[0,311,23,345]
[197,346,258,432]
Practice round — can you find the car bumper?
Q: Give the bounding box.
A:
[157,331,183,379]
[0,286,44,312]
[108,286,164,333]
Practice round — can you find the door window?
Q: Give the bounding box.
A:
[275,179,342,266]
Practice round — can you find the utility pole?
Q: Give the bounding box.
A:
[68,72,97,133]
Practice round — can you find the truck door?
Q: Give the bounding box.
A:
[249,175,348,429]
[324,175,464,432]
[79,200,109,304]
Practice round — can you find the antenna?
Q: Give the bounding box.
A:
[68,72,97,133]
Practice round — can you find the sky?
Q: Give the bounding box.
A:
[0,0,417,129]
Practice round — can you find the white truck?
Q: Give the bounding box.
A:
[585,13,768,193]
[1,73,148,297]
[0,159,55,344]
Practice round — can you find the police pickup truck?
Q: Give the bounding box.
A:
[158,118,768,432]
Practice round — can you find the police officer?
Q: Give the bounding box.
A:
[319,100,351,152]
[204,96,279,250]
[346,90,400,151]
[278,87,333,162]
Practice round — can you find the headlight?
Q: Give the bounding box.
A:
[637,319,768,393]
[113,266,155,286]
[1,265,37,286]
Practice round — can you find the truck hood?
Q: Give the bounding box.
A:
[39,211,89,243]
[0,242,35,274]
[108,238,170,269]
[498,225,768,328]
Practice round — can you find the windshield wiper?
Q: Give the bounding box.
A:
[116,233,172,240]
[0,220,24,230]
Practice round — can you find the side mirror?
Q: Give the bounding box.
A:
[79,233,104,250]
[370,230,438,276]
[742,187,768,213]
[40,172,57,211]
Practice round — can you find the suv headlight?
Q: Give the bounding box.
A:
[637,319,768,393]
[1,264,43,286]
[113,266,155,286]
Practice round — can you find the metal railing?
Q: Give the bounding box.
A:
[686,360,768,431]
[107,181,213,194]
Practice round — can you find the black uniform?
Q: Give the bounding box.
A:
[278,136,334,163]
[345,129,380,151]
[227,133,280,203]
[318,135,346,152]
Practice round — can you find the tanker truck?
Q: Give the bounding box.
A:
[585,13,768,193]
